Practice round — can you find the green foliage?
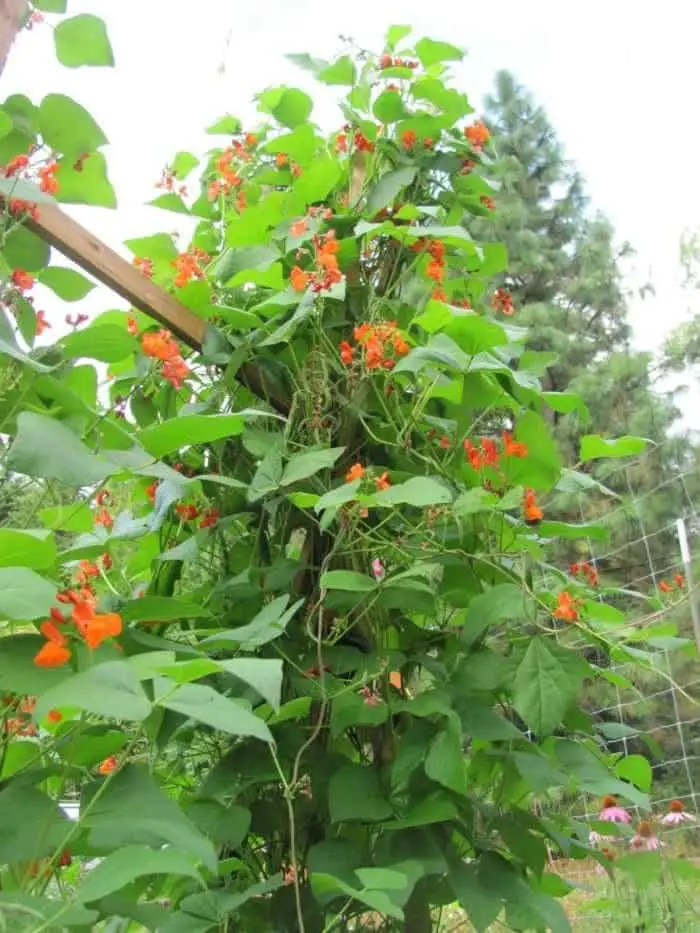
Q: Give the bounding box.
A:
[0,21,685,933]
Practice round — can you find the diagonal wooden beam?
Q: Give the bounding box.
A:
[21,199,207,349]
[8,197,291,414]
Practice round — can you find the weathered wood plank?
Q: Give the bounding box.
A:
[21,199,207,349]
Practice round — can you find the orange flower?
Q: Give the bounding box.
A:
[34,624,70,668]
[141,329,180,361]
[98,755,118,775]
[393,335,410,355]
[439,436,451,449]
[94,508,113,529]
[480,195,495,211]
[5,153,29,176]
[172,249,208,288]
[275,152,289,167]
[502,432,528,458]
[339,340,354,365]
[401,129,417,150]
[290,218,308,238]
[659,580,672,593]
[35,310,50,335]
[127,315,139,336]
[353,130,375,153]
[675,574,685,588]
[72,599,122,649]
[47,709,63,723]
[426,259,444,283]
[290,266,310,292]
[464,121,490,150]
[291,162,303,178]
[145,481,158,502]
[423,137,435,149]
[480,438,499,467]
[77,560,100,585]
[464,439,482,470]
[335,132,348,153]
[245,132,257,148]
[375,471,391,491]
[38,160,59,195]
[11,269,34,291]
[553,591,579,623]
[492,288,514,315]
[432,287,447,302]
[346,462,365,483]
[175,503,199,521]
[523,488,543,523]
[162,356,190,390]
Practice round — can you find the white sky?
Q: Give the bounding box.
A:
[5,0,700,421]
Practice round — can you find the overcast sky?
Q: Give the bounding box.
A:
[5,0,700,421]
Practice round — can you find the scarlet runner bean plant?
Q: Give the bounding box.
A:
[0,11,683,933]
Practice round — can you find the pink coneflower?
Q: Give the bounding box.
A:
[661,799,696,825]
[599,795,632,824]
[630,820,662,851]
[371,558,385,582]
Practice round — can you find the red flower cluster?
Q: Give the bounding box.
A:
[156,167,187,197]
[9,198,39,222]
[523,488,543,523]
[34,588,122,667]
[353,130,375,153]
[208,137,254,198]
[659,574,684,593]
[345,463,391,491]
[553,590,580,622]
[172,247,209,288]
[2,694,38,737]
[480,195,495,211]
[463,431,528,470]
[492,288,514,315]
[175,503,199,522]
[94,507,113,529]
[570,561,600,587]
[11,268,34,291]
[464,121,490,150]
[340,320,409,370]
[4,152,30,177]
[199,508,219,529]
[35,310,50,335]
[133,256,153,279]
[141,328,191,390]
[290,230,342,294]
[379,54,418,69]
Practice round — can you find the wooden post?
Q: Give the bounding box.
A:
[0,0,26,76]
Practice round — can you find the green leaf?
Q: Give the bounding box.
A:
[615,754,652,792]
[148,192,190,215]
[121,597,211,624]
[77,846,200,903]
[462,584,529,646]
[318,56,356,85]
[154,679,272,743]
[201,596,303,649]
[36,661,152,721]
[137,414,246,457]
[320,570,376,592]
[449,864,501,933]
[39,266,96,301]
[580,434,649,461]
[281,446,345,486]
[54,14,115,68]
[508,411,561,491]
[124,233,179,262]
[312,874,404,921]
[512,638,581,735]
[0,528,56,570]
[0,784,70,863]
[83,765,217,870]
[0,893,96,928]
[56,151,116,207]
[443,312,509,355]
[415,37,464,67]
[34,0,67,9]
[329,764,393,822]
[62,324,137,362]
[373,476,452,508]
[425,716,466,795]
[536,520,608,541]
[206,114,241,135]
[3,224,50,271]
[0,568,57,620]
[615,852,661,889]
[315,479,361,513]
[8,412,115,485]
[373,91,407,124]
[38,93,108,154]
[40,503,95,533]
[295,154,342,204]
[219,658,283,710]
[386,25,412,50]
[213,244,280,282]
[366,166,416,214]
[248,446,284,502]
[267,87,313,128]
[171,151,199,179]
